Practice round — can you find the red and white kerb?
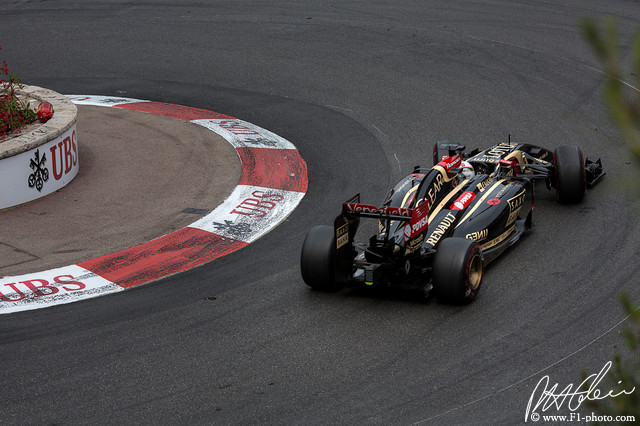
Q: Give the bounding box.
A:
[0,95,308,314]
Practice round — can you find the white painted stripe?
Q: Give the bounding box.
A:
[189,185,305,243]
[192,118,296,149]
[0,265,122,314]
[65,95,149,107]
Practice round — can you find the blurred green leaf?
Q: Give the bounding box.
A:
[581,17,640,163]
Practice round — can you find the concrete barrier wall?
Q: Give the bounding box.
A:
[0,86,78,210]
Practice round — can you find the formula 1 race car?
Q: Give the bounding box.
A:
[300,140,605,304]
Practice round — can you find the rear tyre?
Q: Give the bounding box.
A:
[554,145,586,204]
[300,225,343,291]
[432,238,483,304]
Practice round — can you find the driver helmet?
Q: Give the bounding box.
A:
[460,161,475,179]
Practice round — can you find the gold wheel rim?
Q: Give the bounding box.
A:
[469,254,483,291]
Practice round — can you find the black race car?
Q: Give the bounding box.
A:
[300,140,605,304]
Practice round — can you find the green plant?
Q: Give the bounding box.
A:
[0,45,37,140]
[581,17,640,164]
[580,294,640,424]
[579,17,640,424]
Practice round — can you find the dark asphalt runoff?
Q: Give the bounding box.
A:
[1,1,639,425]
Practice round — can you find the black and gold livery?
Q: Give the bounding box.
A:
[300,140,605,304]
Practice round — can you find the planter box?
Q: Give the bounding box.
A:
[0,86,78,210]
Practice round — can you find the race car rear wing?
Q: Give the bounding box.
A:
[341,193,414,221]
[334,193,429,252]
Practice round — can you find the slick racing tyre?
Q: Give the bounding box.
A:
[432,237,483,304]
[300,225,344,291]
[554,145,586,204]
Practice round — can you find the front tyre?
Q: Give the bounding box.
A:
[300,225,343,291]
[432,238,483,304]
[554,145,586,204]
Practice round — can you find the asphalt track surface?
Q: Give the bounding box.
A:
[2,1,640,425]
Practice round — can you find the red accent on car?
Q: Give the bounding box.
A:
[499,158,519,175]
[379,206,413,217]
[406,200,429,241]
[438,153,462,175]
[344,203,380,214]
[450,191,476,210]
[344,203,413,218]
